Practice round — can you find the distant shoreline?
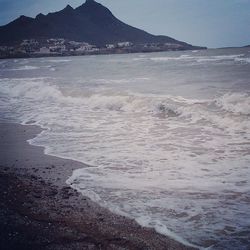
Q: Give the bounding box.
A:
[0,46,207,60]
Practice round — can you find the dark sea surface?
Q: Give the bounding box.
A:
[1,48,250,249]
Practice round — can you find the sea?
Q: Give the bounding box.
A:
[0,48,250,249]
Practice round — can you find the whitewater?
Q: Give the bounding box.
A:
[0,48,250,249]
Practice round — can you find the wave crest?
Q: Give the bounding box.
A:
[215,93,250,115]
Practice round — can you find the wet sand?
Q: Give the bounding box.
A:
[0,122,196,250]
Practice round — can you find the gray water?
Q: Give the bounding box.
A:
[0,48,250,249]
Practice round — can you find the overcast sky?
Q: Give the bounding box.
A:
[0,0,249,48]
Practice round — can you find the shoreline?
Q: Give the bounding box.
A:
[0,122,197,250]
[0,47,207,60]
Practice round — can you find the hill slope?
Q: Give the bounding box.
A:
[0,0,205,49]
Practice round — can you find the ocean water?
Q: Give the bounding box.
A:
[0,48,250,249]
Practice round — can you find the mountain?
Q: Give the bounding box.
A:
[0,0,205,50]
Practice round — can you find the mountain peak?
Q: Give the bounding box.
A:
[84,0,100,7]
[19,15,31,20]
[82,0,99,6]
[12,15,33,25]
[63,4,74,11]
[36,13,45,19]
[66,4,73,9]
[0,0,205,50]
[76,0,105,13]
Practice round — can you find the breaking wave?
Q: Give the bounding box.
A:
[7,65,40,71]
[1,78,249,134]
[149,54,247,64]
[215,93,250,115]
[43,59,72,63]
[234,57,250,64]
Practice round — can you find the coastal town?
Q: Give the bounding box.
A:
[0,38,186,59]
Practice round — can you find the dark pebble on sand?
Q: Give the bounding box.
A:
[62,195,70,199]
[33,194,42,199]
[47,190,58,196]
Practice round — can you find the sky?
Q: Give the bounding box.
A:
[0,0,249,48]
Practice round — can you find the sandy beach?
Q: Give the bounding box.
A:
[0,122,195,250]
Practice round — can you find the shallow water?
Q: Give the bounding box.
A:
[0,48,250,249]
